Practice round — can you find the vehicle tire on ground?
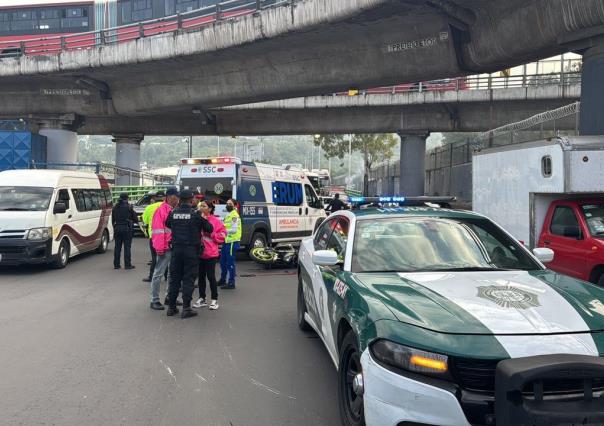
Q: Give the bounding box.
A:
[297,277,312,331]
[597,273,604,288]
[338,330,365,426]
[96,229,109,254]
[51,239,70,269]
[248,231,267,258]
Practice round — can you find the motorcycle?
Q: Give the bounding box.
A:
[249,244,298,269]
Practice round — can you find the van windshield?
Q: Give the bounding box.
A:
[0,186,54,211]
[581,204,604,236]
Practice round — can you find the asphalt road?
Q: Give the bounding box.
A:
[0,238,339,426]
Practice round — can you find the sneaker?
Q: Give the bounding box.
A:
[150,301,165,310]
[142,277,151,282]
[125,265,136,270]
[166,306,179,316]
[193,298,207,309]
[114,265,120,269]
[217,279,226,287]
[181,308,198,319]
[209,300,219,310]
[222,284,236,290]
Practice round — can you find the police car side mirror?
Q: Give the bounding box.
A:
[312,250,339,266]
[533,247,554,263]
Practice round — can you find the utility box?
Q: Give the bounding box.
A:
[0,131,47,172]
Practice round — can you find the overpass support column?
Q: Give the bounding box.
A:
[38,126,78,167]
[112,134,143,186]
[580,41,604,135]
[398,133,427,196]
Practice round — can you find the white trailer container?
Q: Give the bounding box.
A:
[472,136,604,248]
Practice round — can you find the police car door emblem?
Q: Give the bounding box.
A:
[214,183,224,194]
[477,285,540,309]
[249,185,257,196]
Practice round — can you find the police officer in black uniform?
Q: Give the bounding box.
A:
[112,192,138,270]
[165,189,213,319]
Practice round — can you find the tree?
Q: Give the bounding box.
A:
[314,133,398,195]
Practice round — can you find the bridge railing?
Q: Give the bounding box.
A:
[29,161,174,187]
[0,0,287,58]
[335,71,582,96]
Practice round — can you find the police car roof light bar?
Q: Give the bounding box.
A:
[350,196,456,208]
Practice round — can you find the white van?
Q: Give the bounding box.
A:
[0,170,114,268]
[176,157,326,252]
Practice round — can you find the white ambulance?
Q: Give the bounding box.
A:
[176,157,326,252]
[0,170,113,268]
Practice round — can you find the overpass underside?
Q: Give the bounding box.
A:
[0,0,602,122]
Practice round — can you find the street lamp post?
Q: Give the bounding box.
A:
[348,137,352,188]
[182,136,193,158]
[314,134,321,169]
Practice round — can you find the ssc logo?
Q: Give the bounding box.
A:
[477,285,540,309]
[214,183,224,195]
[249,185,257,197]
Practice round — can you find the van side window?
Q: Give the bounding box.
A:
[57,189,70,209]
[72,189,86,212]
[304,184,321,209]
[101,189,113,208]
[551,206,581,238]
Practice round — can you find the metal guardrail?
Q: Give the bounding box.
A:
[29,161,174,186]
[0,0,288,57]
[336,71,582,96]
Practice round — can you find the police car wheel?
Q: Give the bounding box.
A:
[338,331,365,426]
[297,276,312,332]
[51,239,70,269]
[96,230,109,254]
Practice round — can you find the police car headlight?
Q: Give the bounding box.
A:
[26,227,52,241]
[370,339,450,378]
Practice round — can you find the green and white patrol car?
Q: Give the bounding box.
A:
[297,199,604,426]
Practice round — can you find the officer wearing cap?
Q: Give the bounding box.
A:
[112,192,138,270]
[165,189,213,319]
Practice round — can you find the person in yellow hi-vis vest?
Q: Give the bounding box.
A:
[219,199,242,290]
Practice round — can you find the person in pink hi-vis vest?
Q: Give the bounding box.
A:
[149,187,179,311]
[194,200,227,310]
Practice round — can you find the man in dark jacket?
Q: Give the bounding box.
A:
[326,193,346,214]
[165,190,213,319]
[112,193,138,270]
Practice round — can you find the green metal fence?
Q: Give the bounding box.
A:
[111,185,168,202]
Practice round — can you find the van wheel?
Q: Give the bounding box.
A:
[597,274,604,288]
[248,232,267,257]
[96,230,109,254]
[51,239,70,269]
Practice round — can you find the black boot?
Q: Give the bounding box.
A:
[181,307,198,319]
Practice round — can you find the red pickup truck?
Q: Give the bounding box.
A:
[538,199,604,285]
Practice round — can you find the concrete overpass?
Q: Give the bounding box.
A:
[1,0,602,186]
[62,79,580,135]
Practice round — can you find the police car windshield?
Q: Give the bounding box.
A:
[180,178,233,204]
[0,186,54,211]
[351,217,541,273]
